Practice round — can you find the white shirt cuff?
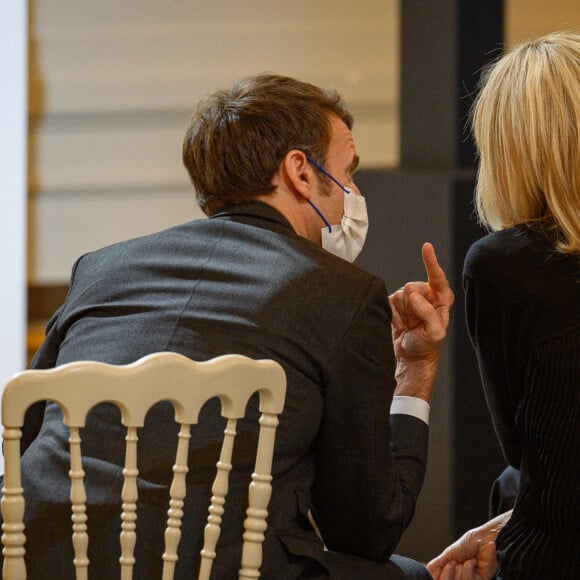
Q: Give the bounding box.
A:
[390,395,430,426]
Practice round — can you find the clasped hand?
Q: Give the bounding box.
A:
[426,510,512,580]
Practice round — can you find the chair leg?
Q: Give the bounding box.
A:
[1,429,27,580]
[69,426,89,580]
[120,426,139,580]
[238,412,278,579]
[162,423,191,580]
[199,418,237,580]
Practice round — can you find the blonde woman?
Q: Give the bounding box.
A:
[428,31,580,579]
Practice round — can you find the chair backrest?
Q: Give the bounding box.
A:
[1,352,286,580]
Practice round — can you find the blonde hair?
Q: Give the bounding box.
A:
[472,31,580,252]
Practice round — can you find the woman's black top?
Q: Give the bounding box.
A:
[463,223,580,580]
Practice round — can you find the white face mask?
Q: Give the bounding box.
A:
[320,190,368,262]
[305,156,368,262]
[307,189,369,262]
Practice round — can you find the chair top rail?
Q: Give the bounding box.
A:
[2,352,286,428]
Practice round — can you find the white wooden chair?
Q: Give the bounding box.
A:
[1,352,286,580]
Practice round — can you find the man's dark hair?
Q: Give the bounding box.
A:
[183,73,353,216]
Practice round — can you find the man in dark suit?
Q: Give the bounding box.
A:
[8,74,453,579]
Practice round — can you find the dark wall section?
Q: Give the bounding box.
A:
[357,169,456,560]
[356,170,454,287]
[351,0,506,560]
[401,0,504,171]
[457,2,504,168]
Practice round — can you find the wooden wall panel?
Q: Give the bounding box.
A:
[31,115,187,192]
[29,187,199,283]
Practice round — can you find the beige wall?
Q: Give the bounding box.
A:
[28,0,399,284]
[506,0,580,45]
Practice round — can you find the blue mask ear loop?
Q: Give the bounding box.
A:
[307,199,332,233]
[305,156,349,233]
[306,156,350,194]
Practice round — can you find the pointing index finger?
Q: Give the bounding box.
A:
[422,242,449,293]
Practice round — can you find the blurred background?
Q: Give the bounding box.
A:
[1,0,579,564]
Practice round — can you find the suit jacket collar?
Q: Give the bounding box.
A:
[210,200,296,236]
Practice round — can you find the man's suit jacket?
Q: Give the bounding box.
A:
[13,201,428,579]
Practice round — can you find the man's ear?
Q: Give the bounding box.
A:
[282,149,314,200]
